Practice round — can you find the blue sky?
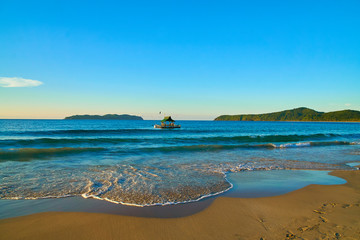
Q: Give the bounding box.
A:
[1,0,359,119]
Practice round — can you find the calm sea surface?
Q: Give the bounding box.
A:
[0,120,359,206]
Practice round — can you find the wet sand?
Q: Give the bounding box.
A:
[0,195,215,219]
[1,170,360,240]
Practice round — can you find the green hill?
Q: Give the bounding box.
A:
[65,114,143,120]
[214,107,360,122]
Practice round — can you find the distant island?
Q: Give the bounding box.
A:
[215,107,360,122]
[64,114,143,120]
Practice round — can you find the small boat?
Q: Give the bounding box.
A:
[154,116,181,129]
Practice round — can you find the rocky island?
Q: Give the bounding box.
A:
[215,107,360,122]
[64,114,143,120]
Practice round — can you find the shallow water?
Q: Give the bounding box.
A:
[224,170,347,198]
[0,120,359,206]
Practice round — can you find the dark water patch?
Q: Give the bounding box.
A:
[0,147,106,161]
[0,132,357,139]
[132,144,277,154]
[200,133,342,143]
[0,137,143,147]
[164,133,355,144]
[1,133,358,151]
[1,129,359,141]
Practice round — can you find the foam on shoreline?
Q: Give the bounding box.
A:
[2,167,356,207]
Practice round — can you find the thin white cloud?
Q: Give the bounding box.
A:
[0,77,43,88]
[345,103,351,107]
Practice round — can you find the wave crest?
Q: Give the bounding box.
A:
[0,147,106,161]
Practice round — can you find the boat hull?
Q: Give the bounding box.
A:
[154,125,181,129]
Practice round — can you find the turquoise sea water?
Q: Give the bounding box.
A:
[0,120,359,206]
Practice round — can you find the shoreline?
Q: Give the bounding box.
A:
[0,169,347,219]
[1,169,360,239]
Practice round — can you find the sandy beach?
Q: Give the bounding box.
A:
[2,0,360,239]
[1,170,359,240]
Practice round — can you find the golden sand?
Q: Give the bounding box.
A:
[1,170,360,240]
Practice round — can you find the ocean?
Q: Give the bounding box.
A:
[0,120,359,207]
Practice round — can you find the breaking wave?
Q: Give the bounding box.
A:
[1,141,358,162]
[0,147,106,161]
[136,141,359,153]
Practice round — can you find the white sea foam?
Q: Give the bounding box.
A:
[1,162,355,207]
[81,176,234,207]
[279,142,311,148]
